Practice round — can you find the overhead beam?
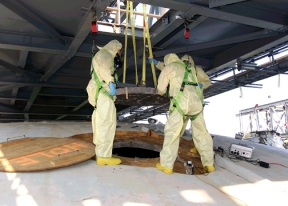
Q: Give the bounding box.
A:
[120,3,138,23]
[209,34,288,75]
[10,88,19,105]
[0,81,86,90]
[209,0,246,8]
[0,85,21,92]
[97,21,144,36]
[0,95,28,101]
[133,0,287,31]
[150,10,186,46]
[40,0,111,81]
[56,100,88,120]
[33,104,77,108]
[153,29,279,56]
[0,118,27,122]
[24,86,42,112]
[0,29,139,58]
[39,87,88,98]
[0,32,71,54]
[106,6,162,18]
[0,110,91,117]
[205,62,288,98]
[24,113,29,121]
[158,16,208,48]
[11,51,29,105]
[0,0,65,45]
[0,58,33,78]
[38,93,87,98]
[18,51,29,69]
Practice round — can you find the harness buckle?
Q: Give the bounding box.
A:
[180,83,185,91]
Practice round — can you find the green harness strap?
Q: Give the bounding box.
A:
[90,56,113,110]
[169,62,204,121]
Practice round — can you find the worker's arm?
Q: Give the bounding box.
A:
[157,66,169,95]
[148,57,165,71]
[156,61,165,71]
[196,67,211,89]
[86,79,97,107]
[93,51,114,84]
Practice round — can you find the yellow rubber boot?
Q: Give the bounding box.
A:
[156,163,173,175]
[204,165,215,173]
[96,157,122,166]
[190,147,199,155]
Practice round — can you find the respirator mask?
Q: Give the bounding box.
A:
[114,53,123,69]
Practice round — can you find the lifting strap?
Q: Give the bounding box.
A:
[169,62,203,121]
[123,1,129,83]
[129,1,139,84]
[143,3,157,87]
[141,5,147,86]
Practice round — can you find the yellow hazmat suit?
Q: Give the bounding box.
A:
[180,56,215,173]
[155,54,212,150]
[179,54,211,136]
[86,40,122,165]
[157,53,214,173]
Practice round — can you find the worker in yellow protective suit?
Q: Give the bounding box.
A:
[152,53,214,174]
[150,54,212,155]
[86,39,122,166]
[180,54,212,155]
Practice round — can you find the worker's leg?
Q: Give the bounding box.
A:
[180,117,190,137]
[93,93,116,158]
[91,109,97,153]
[191,113,214,168]
[160,110,183,169]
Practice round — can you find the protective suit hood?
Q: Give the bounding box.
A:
[181,54,195,67]
[164,53,182,65]
[98,39,122,57]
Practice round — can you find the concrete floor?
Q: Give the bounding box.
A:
[1,122,288,206]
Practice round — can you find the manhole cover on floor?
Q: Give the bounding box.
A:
[0,137,95,172]
[70,130,206,175]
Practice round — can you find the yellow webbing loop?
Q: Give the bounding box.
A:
[143,4,157,88]
[129,1,139,84]
[141,10,147,86]
[123,1,129,83]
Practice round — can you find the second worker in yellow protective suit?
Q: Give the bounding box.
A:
[86,39,122,166]
[180,54,212,155]
[150,54,212,156]
[155,53,215,174]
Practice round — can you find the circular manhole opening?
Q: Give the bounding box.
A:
[113,147,159,158]
[113,141,161,158]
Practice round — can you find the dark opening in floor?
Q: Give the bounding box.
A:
[112,147,160,158]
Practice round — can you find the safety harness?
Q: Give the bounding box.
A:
[169,62,204,121]
[90,54,115,110]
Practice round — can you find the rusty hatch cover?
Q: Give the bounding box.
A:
[0,137,95,172]
[115,87,169,106]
